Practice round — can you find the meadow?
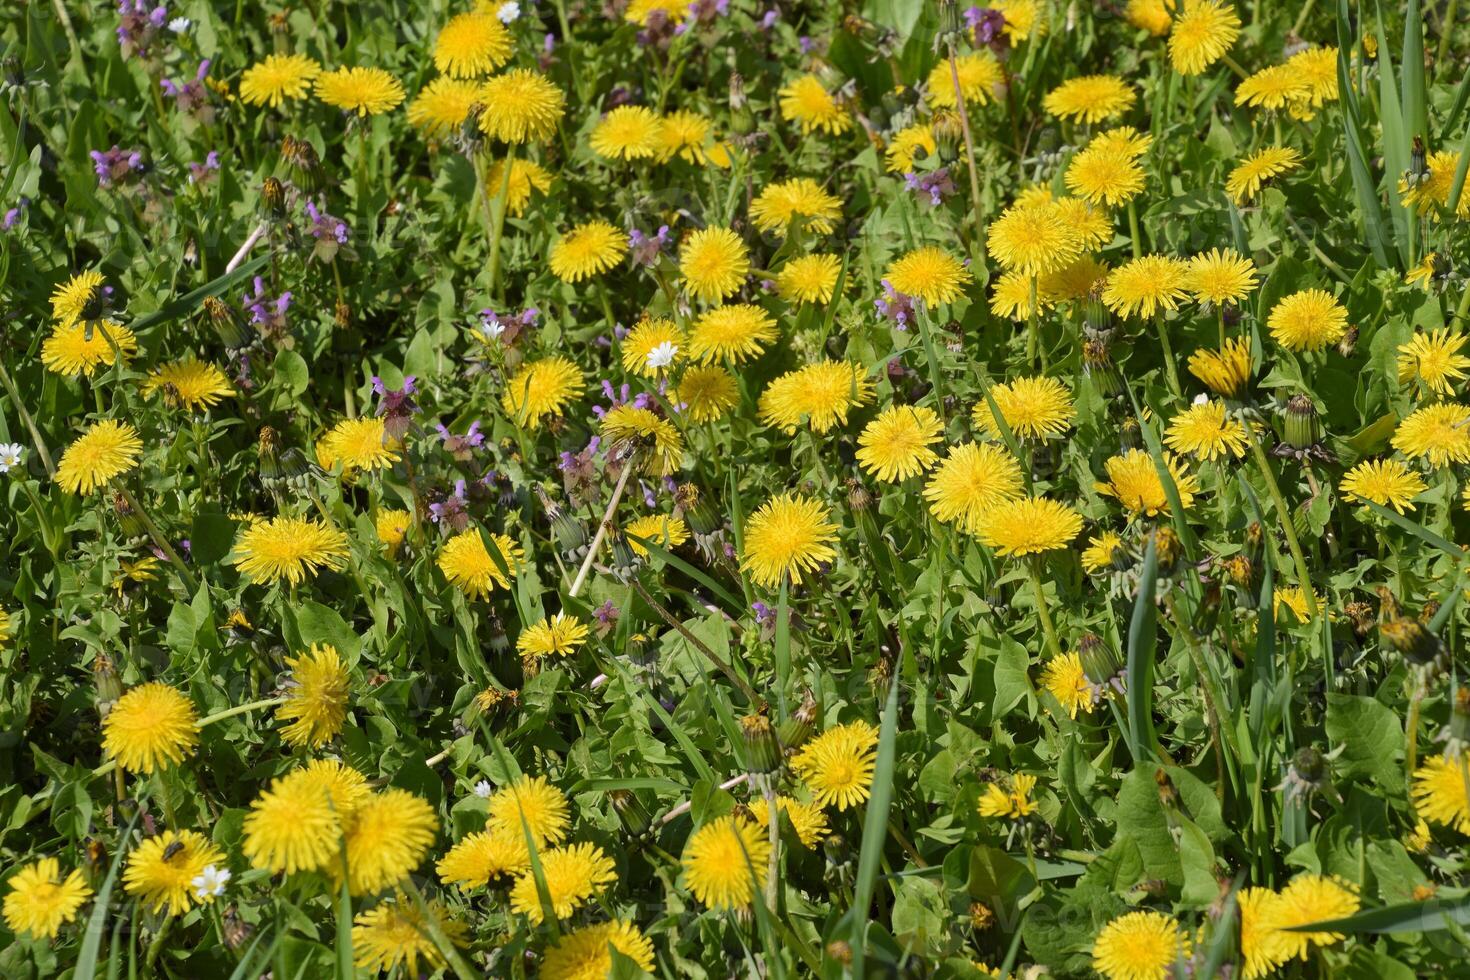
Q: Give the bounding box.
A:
[2,0,1469,976]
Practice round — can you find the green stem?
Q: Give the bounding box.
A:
[1453,280,1470,327]
[1026,277,1041,369]
[1155,315,1182,398]
[1127,200,1143,259]
[1439,0,1462,70]
[486,145,516,302]
[115,484,199,595]
[195,696,286,729]
[1027,558,1064,659]
[1290,0,1317,36]
[0,357,55,474]
[946,39,987,244]
[1217,306,1227,351]
[1249,438,1318,621]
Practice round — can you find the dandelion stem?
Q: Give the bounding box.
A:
[1248,437,1318,621]
[765,789,780,909]
[1453,280,1470,327]
[569,463,633,597]
[0,357,54,476]
[1127,200,1143,259]
[1216,306,1227,351]
[486,145,516,303]
[1439,0,1463,70]
[1154,316,1182,398]
[194,697,285,729]
[630,577,760,703]
[1027,558,1064,660]
[1220,53,1251,81]
[946,38,987,243]
[115,484,199,595]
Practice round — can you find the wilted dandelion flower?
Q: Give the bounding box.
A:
[55,420,142,494]
[141,357,234,411]
[1225,146,1301,204]
[407,77,488,136]
[101,681,198,774]
[502,356,585,427]
[973,376,1074,441]
[622,317,685,377]
[315,67,405,115]
[856,405,943,482]
[487,776,571,846]
[478,69,566,142]
[601,404,685,474]
[354,900,469,976]
[885,123,937,172]
[775,254,842,304]
[549,221,628,282]
[41,321,138,378]
[682,816,771,909]
[977,497,1083,556]
[759,361,873,435]
[339,789,438,895]
[317,416,399,474]
[437,830,531,889]
[923,443,1025,533]
[671,365,740,421]
[1164,400,1248,461]
[1092,910,1189,980]
[750,797,830,848]
[740,493,839,588]
[1065,144,1145,206]
[1095,449,1198,516]
[231,516,349,585]
[679,227,750,301]
[687,304,776,363]
[1412,755,1470,833]
[750,178,842,236]
[883,246,972,306]
[509,843,617,924]
[1271,875,1359,961]
[1267,289,1349,352]
[1169,0,1240,75]
[977,773,1038,819]
[926,51,1005,108]
[1081,531,1125,573]
[1338,459,1426,513]
[1041,652,1094,717]
[123,830,224,915]
[791,721,879,810]
[590,105,664,160]
[437,530,523,597]
[1186,248,1257,306]
[625,513,690,556]
[1392,402,1470,467]
[1102,255,1190,319]
[1187,337,1253,396]
[1398,329,1470,396]
[542,921,657,980]
[2,858,92,939]
[517,612,590,663]
[778,74,851,134]
[434,11,512,78]
[987,199,1084,277]
[238,54,321,106]
[276,644,351,748]
[1043,74,1135,124]
[1235,64,1311,110]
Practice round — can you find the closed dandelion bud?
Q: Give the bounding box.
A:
[1290,746,1328,789]
[1380,617,1442,666]
[1119,417,1141,452]
[938,0,963,42]
[778,689,819,753]
[1344,600,1375,638]
[1409,135,1429,185]
[1084,292,1112,334]
[1336,325,1359,358]
[677,483,721,536]
[846,477,873,513]
[280,135,324,193]
[1284,395,1320,449]
[1082,338,1122,397]
[261,176,288,221]
[2,55,23,89]
[334,300,351,328]
[222,905,254,951]
[1446,687,1470,747]
[203,295,254,351]
[93,652,122,715]
[111,491,147,542]
[551,508,588,557]
[1078,632,1123,690]
[609,529,641,581]
[609,789,651,839]
[1151,527,1181,574]
[729,72,754,135]
[1243,521,1264,562]
[740,712,783,776]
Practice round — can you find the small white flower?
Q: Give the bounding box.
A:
[481,318,507,342]
[496,1,521,23]
[474,780,494,798]
[646,341,678,370]
[167,16,192,33]
[0,443,23,473]
[1192,393,1210,406]
[190,864,230,900]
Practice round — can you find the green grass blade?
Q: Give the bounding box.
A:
[125,254,272,336]
[76,808,141,979]
[774,577,790,716]
[225,928,278,980]
[1376,5,1413,267]
[335,875,354,980]
[1402,0,1429,146]
[1125,536,1160,765]
[1284,894,1470,933]
[626,531,744,613]
[1445,123,1470,219]
[848,673,902,979]
[1359,499,1463,557]
[1334,15,1393,266]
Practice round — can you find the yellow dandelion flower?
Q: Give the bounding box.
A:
[1286,46,1339,114]
[1041,652,1094,717]
[1226,146,1302,205]
[517,612,590,663]
[1095,449,1198,516]
[231,516,349,585]
[1268,289,1349,352]
[549,221,628,282]
[276,644,350,748]
[671,364,740,421]
[923,442,1025,533]
[977,496,1083,555]
[990,270,1051,321]
[1413,755,1470,833]
[437,830,531,890]
[123,830,224,916]
[1235,64,1312,111]
[434,11,512,78]
[408,77,488,137]
[1239,886,1291,979]
[790,720,879,810]
[1187,337,1253,396]
[486,776,571,847]
[1402,151,1470,218]
[339,789,438,896]
[1163,400,1249,461]
[740,492,839,588]
[884,246,973,306]
[354,899,469,976]
[55,420,142,494]
[1065,144,1146,206]
[1092,910,1189,980]
[625,513,690,556]
[141,357,234,411]
[994,0,1046,39]
[41,321,138,378]
[601,404,685,475]
[657,109,723,164]
[1273,586,1320,622]
[317,415,399,474]
[375,509,411,555]
[679,227,750,302]
[590,105,664,160]
[1169,0,1240,75]
[437,530,522,598]
[1102,255,1190,319]
[977,772,1039,819]
[479,69,566,143]
[238,54,321,107]
[508,843,617,924]
[974,376,1074,441]
[242,762,367,875]
[1398,328,1470,397]
[750,178,842,236]
[687,303,776,363]
[315,66,404,116]
[2,858,92,939]
[102,682,198,774]
[856,404,944,483]
[624,0,689,23]
[502,356,585,428]
[1126,0,1173,35]
[987,199,1084,276]
[1040,254,1111,300]
[542,921,656,980]
[775,254,842,304]
[1271,875,1359,961]
[1043,74,1135,124]
[1339,459,1426,513]
[682,816,771,909]
[778,74,851,135]
[758,360,873,435]
[51,269,109,327]
[1393,402,1470,467]
[622,316,686,377]
[1186,248,1257,306]
[750,797,830,848]
[885,123,937,173]
[926,51,1005,109]
[1081,530,1125,573]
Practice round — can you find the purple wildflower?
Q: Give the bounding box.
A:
[429,479,471,532]
[116,0,169,59]
[875,279,917,330]
[161,60,215,122]
[242,276,291,344]
[964,6,1009,52]
[436,420,485,460]
[372,375,419,440]
[187,152,220,186]
[628,224,670,267]
[2,198,28,231]
[303,200,351,262]
[904,167,957,206]
[90,146,145,189]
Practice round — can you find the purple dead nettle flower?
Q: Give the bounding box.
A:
[478,306,538,346]
[593,599,620,636]
[628,224,670,267]
[304,200,351,262]
[593,380,653,420]
[638,11,677,46]
[964,6,1009,53]
[538,33,557,69]
[681,0,727,29]
[875,279,917,330]
[429,479,471,532]
[759,8,779,29]
[187,152,220,186]
[904,167,956,206]
[436,420,485,460]
[640,480,658,508]
[90,146,145,189]
[243,276,291,342]
[372,375,418,440]
[161,60,215,122]
[3,198,29,231]
[798,36,815,54]
[116,0,168,60]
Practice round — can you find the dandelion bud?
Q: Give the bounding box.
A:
[609,789,651,839]
[729,73,754,135]
[1284,395,1320,449]
[968,901,995,931]
[261,176,288,221]
[111,491,147,542]
[1118,416,1141,452]
[280,135,324,193]
[1150,526,1181,574]
[2,55,23,89]
[846,477,873,513]
[740,712,783,776]
[203,295,255,351]
[1408,135,1429,185]
[222,905,254,951]
[334,300,351,328]
[1445,687,1470,748]
[1344,600,1375,638]
[1336,325,1359,358]
[1222,554,1254,590]
[93,652,122,715]
[931,110,963,153]
[778,689,819,753]
[677,483,722,536]
[1380,616,1442,667]
[608,529,641,581]
[1082,338,1122,397]
[1078,632,1124,692]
